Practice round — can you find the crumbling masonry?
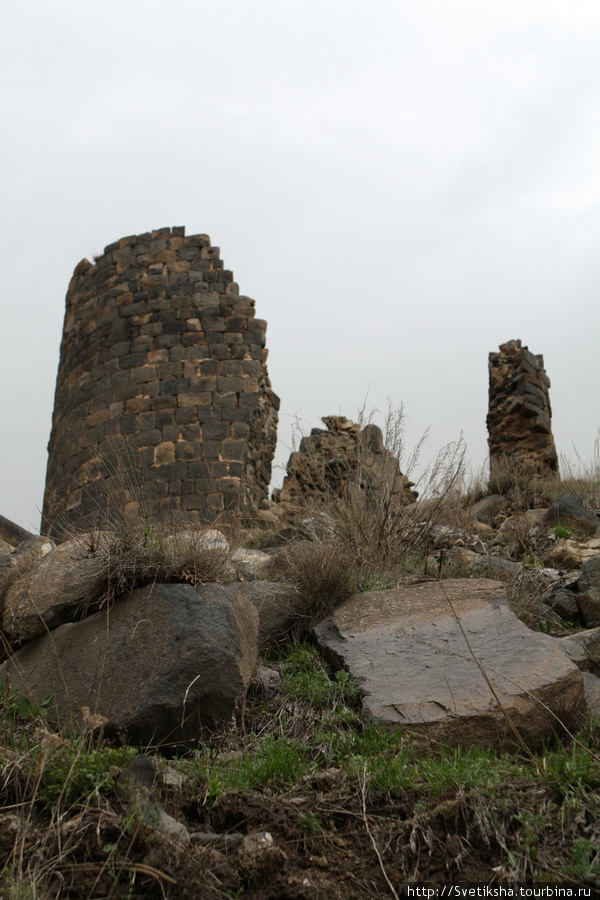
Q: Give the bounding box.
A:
[42,227,279,537]
[487,339,558,477]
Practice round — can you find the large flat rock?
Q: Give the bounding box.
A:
[313,578,585,747]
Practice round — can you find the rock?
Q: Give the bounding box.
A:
[2,537,110,642]
[558,636,591,673]
[543,540,587,570]
[545,537,600,570]
[253,665,282,693]
[575,557,600,626]
[472,555,522,577]
[582,672,600,717]
[537,603,564,626]
[119,756,190,844]
[277,414,417,510]
[557,626,600,676]
[313,579,585,748]
[0,582,258,749]
[546,587,580,623]
[542,493,599,537]
[470,495,506,526]
[0,514,34,549]
[231,547,271,581]
[242,581,307,646]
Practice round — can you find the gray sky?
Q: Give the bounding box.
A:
[2,0,599,533]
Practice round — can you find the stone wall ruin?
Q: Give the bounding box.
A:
[42,227,279,537]
[275,415,417,511]
[487,339,558,478]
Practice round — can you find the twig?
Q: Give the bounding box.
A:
[359,764,400,900]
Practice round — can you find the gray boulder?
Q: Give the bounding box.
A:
[2,537,108,642]
[542,493,599,537]
[557,625,600,676]
[231,547,272,581]
[191,580,305,645]
[547,586,580,623]
[575,557,600,626]
[313,579,585,748]
[0,582,258,750]
[471,494,506,526]
[0,514,34,548]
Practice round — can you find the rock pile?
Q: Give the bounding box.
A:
[275,415,417,511]
[487,339,558,478]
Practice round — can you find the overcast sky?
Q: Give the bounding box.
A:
[2,0,599,533]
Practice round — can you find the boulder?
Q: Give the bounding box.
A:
[582,672,600,717]
[313,579,585,748]
[557,626,600,676]
[576,557,600,622]
[542,493,599,537]
[0,582,258,750]
[545,536,600,570]
[546,587,580,623]
[0,514,34,548]
[470,495,506,526]
[231,547,272,581]
[2,537,109,642]
[240,581,307,645]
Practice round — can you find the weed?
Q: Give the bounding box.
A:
[297,810,322,834]
[35,741,136,809]
[553,523,573,539]
[280,643,360,709]
[567,837,600,885]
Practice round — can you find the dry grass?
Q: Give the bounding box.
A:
[265,541,356,635]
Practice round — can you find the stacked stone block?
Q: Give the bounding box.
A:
[42,227,279,537]
[487,339,558,477]
[276,415,417,511]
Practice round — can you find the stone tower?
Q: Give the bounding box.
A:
[42,227,279,538]
[487,339,558,477]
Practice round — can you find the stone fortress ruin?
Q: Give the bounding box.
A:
[41,226,559,538]
[41,228,279,538]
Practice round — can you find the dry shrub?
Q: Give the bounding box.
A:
[82,524,232,604]
[266,541,355,634]
[298,406,469,577]
[487,457,561,511]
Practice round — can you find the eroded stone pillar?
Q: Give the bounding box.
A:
[487,339,558,477]
[42,227,279,537]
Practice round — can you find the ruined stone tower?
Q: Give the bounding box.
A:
[42,227,279,537]
[487,339,558,477]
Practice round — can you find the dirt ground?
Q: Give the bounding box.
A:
[2,775,566,900]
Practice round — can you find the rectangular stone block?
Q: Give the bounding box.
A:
[156,409,175,427]
[160,378,190,395]
[181,495,207,511]
[125,396,152,414]
[188,461,210,478]
[175,442,200,461]
[175,408,197,425]
[136,428,162,446]
[151,395,178,411]
[201,421,230,441]
[222,440,247,461]
[190,376,217,392]
[130,365,157,385]
[181,424,201,440]
[217,376,244,392]
[178,392,211,407]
